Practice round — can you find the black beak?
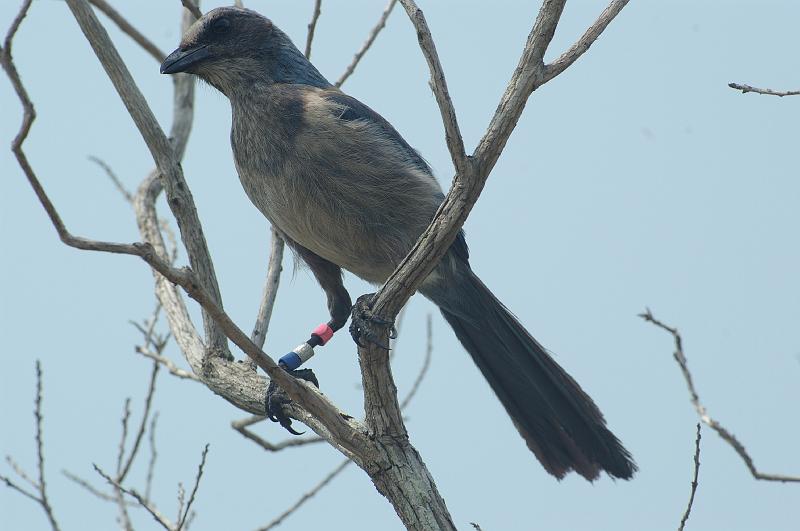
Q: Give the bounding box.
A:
[160,46,211,74]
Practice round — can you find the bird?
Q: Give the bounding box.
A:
[161,6,636,481]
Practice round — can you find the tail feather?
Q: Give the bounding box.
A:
[423,267,636,480]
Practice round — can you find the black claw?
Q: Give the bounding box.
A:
[265,368,319,435]
[349,293,395,350]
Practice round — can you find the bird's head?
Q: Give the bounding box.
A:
[160,7,329,95]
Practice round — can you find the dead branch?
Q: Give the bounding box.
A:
[258,458,351,531]
[231,416,324,452]
[640,308,800,483]
[66,0,230,359]
[95,465,175,531]
[335,0,398,87]
[88,0,165,61]
[728,82,800,97]
[180,0,202,21]
[0,361,61,531]
[177,444,209,530]
[304,0,322,59]
[249,227,285,372]
[258,313,434,529]
[678,424,702,531]
[371,0,629,323]
[118,362,161,482]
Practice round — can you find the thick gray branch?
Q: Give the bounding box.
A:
[64,0,229,359]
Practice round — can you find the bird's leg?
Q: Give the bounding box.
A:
[266,239,352,434]
[349,293,396,350]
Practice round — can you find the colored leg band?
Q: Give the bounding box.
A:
[311,323,334,345]
[279,343,315,371]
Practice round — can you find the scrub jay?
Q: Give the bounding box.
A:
[161,6,636,481]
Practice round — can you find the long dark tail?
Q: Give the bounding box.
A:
[422,265,636,481]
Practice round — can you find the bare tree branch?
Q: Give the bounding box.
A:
[304,0,322,59]
[544,0,630,82]
[63,470,123,503]
[65,0,230,359]
[258,458,351,531]
[0,361,61,531]
[259,313,435,529]
[371,0,628,324]
[33,362,60,531]
[728,82,800,97]
[145,413,159,501]
[641,308,800,483]
[678,424,702,531]
[95,465,176,531]
[119,362,161,482]
[88,0,165,61]
[231,416,324,451]
[114,399,135,530]
[181,0,202,21]
[89,155,133,202]
[177,444,209,531]
[0,476,40,504]
[250,227,285,354]
[335,0,398,88]
[5,457,37,490]
[400,313,433,410]
[136,346,200,381]
[398,0,467,174]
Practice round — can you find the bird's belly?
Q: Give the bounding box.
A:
[238,171,399,283]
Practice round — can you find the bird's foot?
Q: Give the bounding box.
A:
[348,293,396,350]
[266,368,319,435]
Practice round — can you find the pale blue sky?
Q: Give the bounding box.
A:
[2,1,798,530]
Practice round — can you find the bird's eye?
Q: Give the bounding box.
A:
[211,17,230,34]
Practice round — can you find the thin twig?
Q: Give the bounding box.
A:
[0,359,61,531]
[640,308,800,483]
[544,0,630,82]
[94,465,176,531]
[250,227,285,356]
[145,413,160,502]
[176,483,186,528]
[728,83,800,97]
[33,362,60,531]
[400,313,433,410]
[5,456,37,489]
[177,444,209,531]
[258,458,351,531]
[0,476,40,504]
[88,0,165,61]
[117,398,132,475]
[231,416,324,451]
[136,346,200,381]
[304,0,322,59]
[62,470,127,503]
[678,424,702,531]
[335,0,398,87]
[115,399,135,531]
[119,362,161,481]
[89,155,133,202]
[181,0,202,21]
[398,0,466,174]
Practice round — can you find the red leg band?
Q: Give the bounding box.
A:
[312,323,334,345]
